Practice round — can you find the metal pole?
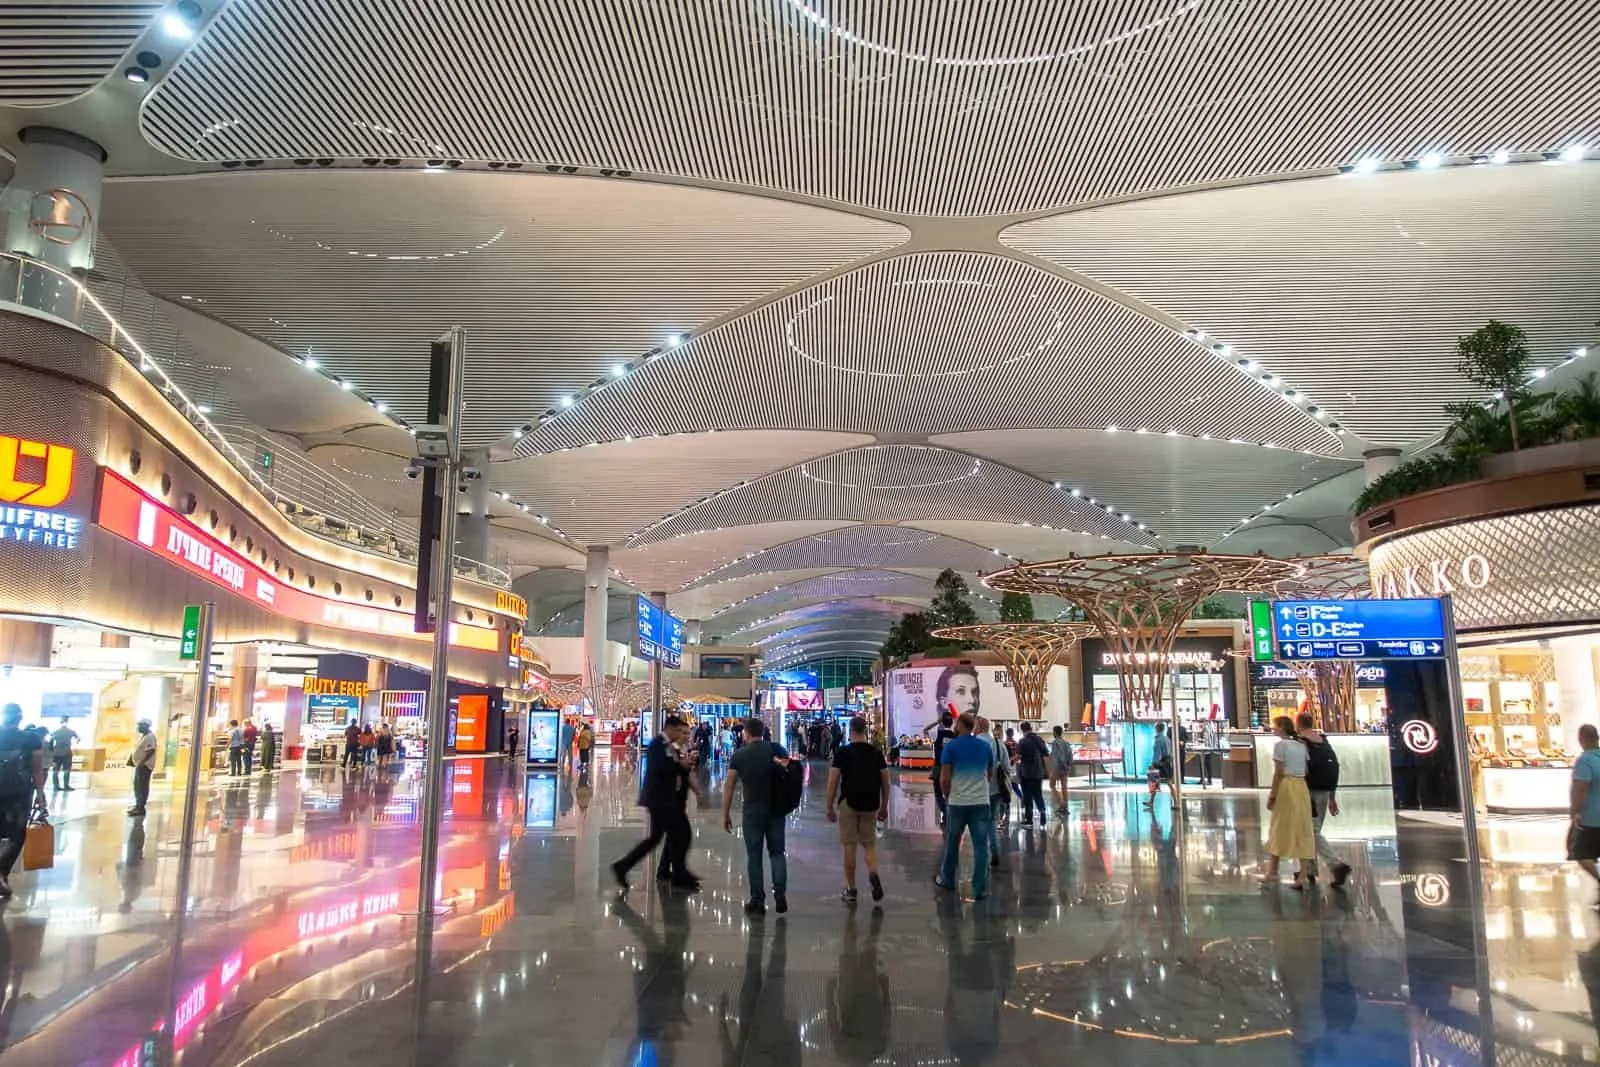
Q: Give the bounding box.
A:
[415,328,465,936]
[164,601,214,1063]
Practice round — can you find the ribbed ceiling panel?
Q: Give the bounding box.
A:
[668,569,844,621]
[622,522,857,595]
[0,1,162,105]
[522,253,1337,456]
[495,431,870,546]
[933,429,1359,547]
[1004,165,1600,444]
[688,525,1001,589]
[630,444,1152,548]
[706,569,983,621]
[98,171,906,444]
[136,0,1600,215]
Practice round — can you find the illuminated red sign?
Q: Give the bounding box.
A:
[95,469,499,653]
[454,693,488,753]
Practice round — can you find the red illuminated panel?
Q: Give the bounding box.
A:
[453,693,488,752]
[95,468,500,653]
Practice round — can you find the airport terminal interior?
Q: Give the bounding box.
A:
[0,1,1598,1064]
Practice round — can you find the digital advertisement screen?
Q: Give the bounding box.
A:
[307,693,360,727]
[40,692,93,719]
[524,773,557,829]
[526,710,560,765]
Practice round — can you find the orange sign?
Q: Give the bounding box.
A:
[454,693,488,753]
[304,676,370,698]
[0,435,74,507]
[496,591,528,620]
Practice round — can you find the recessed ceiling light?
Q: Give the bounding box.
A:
[612,363,628,377]
[560,395,574,407]
[161,13,194,40]
[667,333,684,347]
[1490,149,1510,165]
[195,404,211,414]
[304,356,320,370]
[1560,144,1588,162]
[1418,152,1443,169]
[375,402,389,413]
[339,380,353,391]
[125,67,149,83]
[1105,425,1118,433]
[1353,157,1382,175]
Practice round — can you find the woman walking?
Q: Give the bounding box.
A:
[1262,716,1318,889]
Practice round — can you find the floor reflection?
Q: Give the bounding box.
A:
[0,755,1595,1064]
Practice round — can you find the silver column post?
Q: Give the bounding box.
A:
[164,601,215,1061]
[415,328,465,965]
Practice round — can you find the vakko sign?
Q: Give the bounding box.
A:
[1370,553,1492,599]
[95,469,499,652]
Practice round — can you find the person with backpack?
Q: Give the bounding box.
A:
[1014,722,1050,828]
[722,717,795,916]
[826,716,889,905]
[1296,711,1354,888]
[0,704,46,898]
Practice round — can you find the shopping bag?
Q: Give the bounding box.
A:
[22,814,54,871]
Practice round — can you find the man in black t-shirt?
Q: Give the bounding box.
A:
[826,716,890,905]
[925,711,956,828]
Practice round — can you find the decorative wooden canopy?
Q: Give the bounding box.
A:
[984,553,1306,719]
[929,622,1099,720]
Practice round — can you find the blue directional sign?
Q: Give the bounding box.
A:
[635,595,684,669]
[1270,598,1448,661]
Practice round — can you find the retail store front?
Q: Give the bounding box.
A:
[1363,494,1600,820]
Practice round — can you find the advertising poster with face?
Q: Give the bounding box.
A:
[887,664,1023,737]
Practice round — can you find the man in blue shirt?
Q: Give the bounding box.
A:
[936,713,995,900]
[1569,724,1600,896]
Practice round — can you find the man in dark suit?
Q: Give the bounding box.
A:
[611,715,700,893]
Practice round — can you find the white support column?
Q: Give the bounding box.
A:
[1362,448,1403,485]
[583,546,610,716]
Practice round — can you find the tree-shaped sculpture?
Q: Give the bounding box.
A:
[984,554,1306,721]
[929,622,1099,719]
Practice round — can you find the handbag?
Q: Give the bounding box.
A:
[22,804,53,871]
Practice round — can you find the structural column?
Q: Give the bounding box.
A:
[583,546,610,716]
[456,447,492,567]
[1363,448,1403,485]
[2,127,105,321]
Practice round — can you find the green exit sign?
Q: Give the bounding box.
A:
[260,450,273,470]
[1249,601,1275,663]
[179,604,202,660]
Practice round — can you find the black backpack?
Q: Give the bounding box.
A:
[0,747,33,798]
[1305,736,1339,792]
[771,758,805,817]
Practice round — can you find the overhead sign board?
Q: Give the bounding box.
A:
[179,603,202,660]
[1271,598,1448,660]
[635,595,683,668]
[1249,601,1275,662]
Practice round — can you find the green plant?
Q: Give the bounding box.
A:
[1352,451,1483,514]
[999,591,1035,622]
[1455,320,1534,449]
[929,568,980,630]
[1191,595,1245,620]
[880,611,934,662]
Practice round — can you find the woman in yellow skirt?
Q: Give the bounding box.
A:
[1263,715,1318,889]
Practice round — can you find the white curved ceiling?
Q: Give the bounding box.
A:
[4,0,1597,663]
[132,0,1600,216]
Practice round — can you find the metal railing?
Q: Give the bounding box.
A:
[0,251,511,588]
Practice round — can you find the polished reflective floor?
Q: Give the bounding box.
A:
[0,753,1594,1065]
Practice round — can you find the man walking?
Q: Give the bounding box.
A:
[723,717,791,916]
[49,717,79,792]
[1015,722,1050,828]
[128,718,156,816]
[826,716,889,904]
[242,719,259,775]
[0,704,46,898]
[612,715,699,892]
[1571,725,1600,905]
[342,720,361,769]
[260,722,278,773]
[935,713,995,900]
[1297,711,1354,887]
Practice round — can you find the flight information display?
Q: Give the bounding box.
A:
[636,595,684,668]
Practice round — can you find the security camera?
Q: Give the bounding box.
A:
[404,464,422,480]
[461,467,482,481]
